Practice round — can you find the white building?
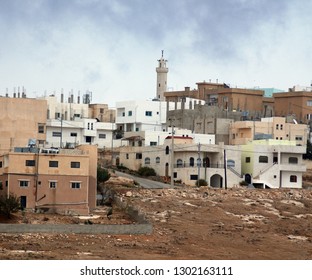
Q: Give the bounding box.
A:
[242,140,306,189]
[46,119,120,149]
[116,98,205,133]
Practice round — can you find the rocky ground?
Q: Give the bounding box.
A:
[1,183,312,260]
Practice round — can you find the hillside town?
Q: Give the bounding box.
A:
[0,52,311,216]
[1,52,312,260]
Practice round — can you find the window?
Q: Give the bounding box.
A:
[173,172,177,178]
[190,157,195,167]
[232,134,235,139]
[276,124,279,130]
[289,157,298,164]
[99,134,106,139]
[274,175,277,178]
[25,160,35,167]
[295,136,303,141]
[126,154,129,159]
[245,157,251,163]
[156,157,160,164]
[91,123,93,130]
[190,175,198,180]
[52,132,61,137]
[150,141,157,146]
[71,182,81,189]
[0,161,2,168]
[177,159,183,167]
[122,112,125,117]
[70,132,77,137]
[259,156,268,163]
[227,159,235,168]
[49,161,58,168]
[87,123,90,130]
[19,180,29,188]
[128,111,132,116]
[38,124,45,134]
[49,181,57,189]
[165,146,170,155]
[73,114,81,118]
[71,162,80,168]
[144,157,150,165]
[136,153,142,159]
[100,108,104,113]
[280,124,283,130]
[307,100,312,106]
[145,111,152,116]
[290,175,297,183]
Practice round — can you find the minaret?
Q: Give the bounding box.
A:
[156,50,168,101]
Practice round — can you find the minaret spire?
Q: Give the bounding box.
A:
[156,50,168,101]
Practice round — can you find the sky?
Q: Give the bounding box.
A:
[0,0,312,107]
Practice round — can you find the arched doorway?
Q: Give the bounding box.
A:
[210,174,223,188]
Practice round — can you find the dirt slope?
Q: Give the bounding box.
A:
[1,185,312,260]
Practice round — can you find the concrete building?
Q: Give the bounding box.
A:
[166,104,242,144]
[241,140,306,189]
[0,96,47,153]
[118,135,242,187]
[229,117,308,146]
[273,86,312,124]
[0,144,97,214]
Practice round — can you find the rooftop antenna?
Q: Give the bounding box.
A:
[161,50,164,58]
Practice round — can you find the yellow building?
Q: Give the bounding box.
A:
[0,145,97,215]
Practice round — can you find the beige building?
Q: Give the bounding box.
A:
[274,88,312,124]
[0,96,47,153]
[89,103,116,123]
[0,145,97,215]
[229,117,308,146]
[118,135,242,187]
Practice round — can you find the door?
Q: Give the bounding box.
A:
[20,196,27,209]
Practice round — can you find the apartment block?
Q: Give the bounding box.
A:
[0,145,97,214]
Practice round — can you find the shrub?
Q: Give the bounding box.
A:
[195,179,208,187]
[97,166,111,183]
[0,193,20,219]
[137,166,156,177]
[239,180,249,186]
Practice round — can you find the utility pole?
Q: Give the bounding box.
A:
[223,148,227,189]
[169,118,175,188]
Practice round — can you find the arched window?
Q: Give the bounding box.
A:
[227,159,235,168]
[165,146,169,155]
[156,157,160,164]
[259,156,268,163]
[144,157,150,165]
[289,157,298,164]
[290,175,297,182]
[189,157,194,167]
[177,159,183,167]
